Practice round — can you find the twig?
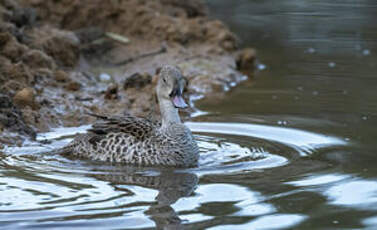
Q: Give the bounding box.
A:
[114,43,167,66]
[105,32,130,44]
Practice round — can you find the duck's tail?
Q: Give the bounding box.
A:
[45,145,74,155]
[44,133,92,156]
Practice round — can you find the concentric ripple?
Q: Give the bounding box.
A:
[0,122,347,229]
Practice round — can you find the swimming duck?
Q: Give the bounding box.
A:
[53,65,199,167]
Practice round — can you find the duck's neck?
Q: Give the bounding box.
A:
[159,99,181,128]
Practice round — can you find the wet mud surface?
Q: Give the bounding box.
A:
[0,0,255,146]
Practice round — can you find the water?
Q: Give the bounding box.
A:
[1,0,377,229]
[1,121,345,229]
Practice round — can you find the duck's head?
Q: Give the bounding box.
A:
[156,65,188,109]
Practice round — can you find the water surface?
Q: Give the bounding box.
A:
[2,0,377,229]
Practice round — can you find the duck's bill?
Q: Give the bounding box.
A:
[172,95,188,108]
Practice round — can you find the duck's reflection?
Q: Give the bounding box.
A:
[95,167,198,229]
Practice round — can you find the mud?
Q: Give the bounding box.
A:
[0,0,256,146]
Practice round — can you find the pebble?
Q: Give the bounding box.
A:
[307,47,316,53]
[13,87,36,108]
[99,73,111,82]
[328,62,336,68]
[54,70,69,82]
[362,49,370,56]
[236,48,256,72]
[105,83,118,100]
[65,81,81,91]
[277,120,288,125]
[257,63,266,71]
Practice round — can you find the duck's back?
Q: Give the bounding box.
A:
[62,114,198,167]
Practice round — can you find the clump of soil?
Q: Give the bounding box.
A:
[0,0,256,146]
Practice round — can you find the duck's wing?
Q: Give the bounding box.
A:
[87,113,158,140]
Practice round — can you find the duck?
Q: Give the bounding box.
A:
[52,65,199,167]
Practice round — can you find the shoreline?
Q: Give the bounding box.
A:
[0,0,256,146]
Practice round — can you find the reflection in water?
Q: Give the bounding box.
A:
[187,121,346,156]
[286,173,377,208]
[95,169,198,229]
[325,180,377,208]
[363,216,377,229]
[285,173,351,186]
[0,153,198,229]
[208,214,307,230]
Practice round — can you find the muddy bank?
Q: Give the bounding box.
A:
[0,0,256,146]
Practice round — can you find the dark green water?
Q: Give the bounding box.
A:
[1,0,377,229]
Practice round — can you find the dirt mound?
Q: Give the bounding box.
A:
[21,0,236,51]
[0,0,256,146]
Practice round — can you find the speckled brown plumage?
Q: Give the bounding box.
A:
[51,65,199,167]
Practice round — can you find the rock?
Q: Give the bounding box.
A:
[54,70,69,82]
[105,83,118,100]
[123,72,152,90]
[13,87,36,109]
[99,73,111,82]
[65,81,81,91]
[236,48,256,74]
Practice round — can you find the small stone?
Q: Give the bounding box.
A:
[362,49,370,56]
[54,70,69,82]
[328,62,336,68]
[257,63,266,71]
[236,48,256,73]
[13,87,36,108]
[306,47,316,53]
[65,81,81,91]
[105,83,118,100]
[99,73,111,82]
